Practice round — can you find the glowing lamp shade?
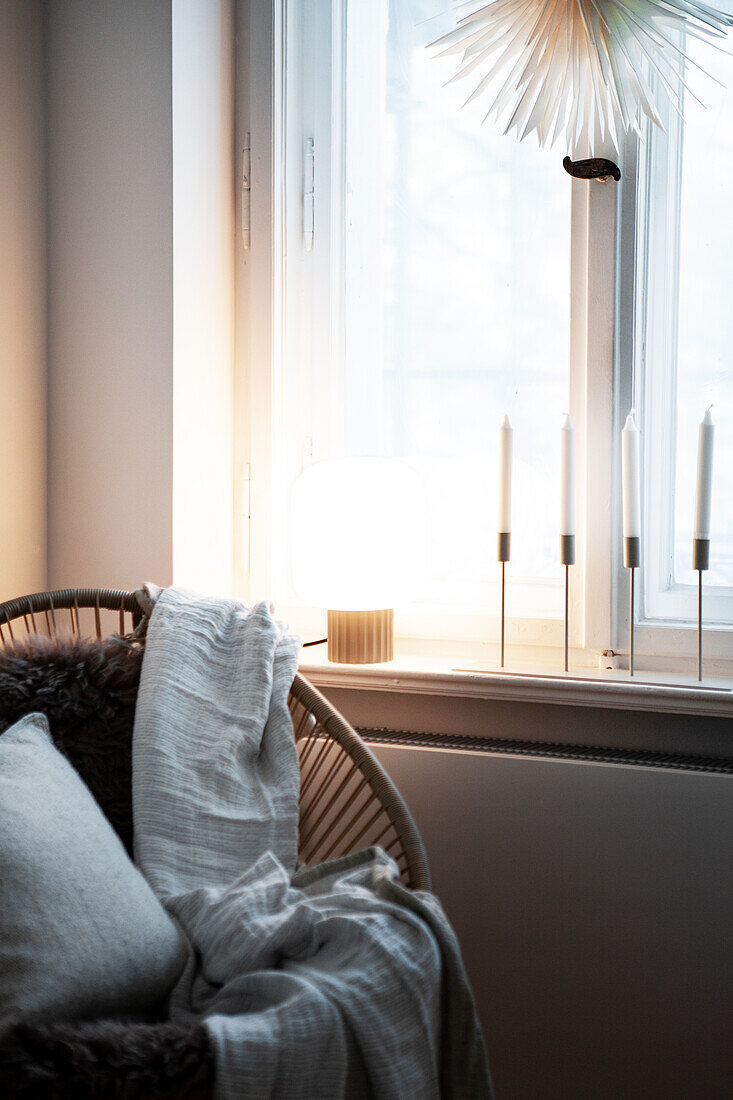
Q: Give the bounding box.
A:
[291,458,425,663]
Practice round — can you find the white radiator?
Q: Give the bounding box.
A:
[371,743,733,1100]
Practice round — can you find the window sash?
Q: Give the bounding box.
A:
[629,68,733,629]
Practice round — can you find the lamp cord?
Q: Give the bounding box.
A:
[303,637,328,648]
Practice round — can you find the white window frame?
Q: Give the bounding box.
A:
[235,0,733,676]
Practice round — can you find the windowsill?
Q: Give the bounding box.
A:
[299,645,733,719]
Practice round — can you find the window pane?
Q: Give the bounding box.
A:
[674,7,733,590]
[342,0,571,614]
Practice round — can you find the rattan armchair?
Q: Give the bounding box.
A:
[0,587,430,891]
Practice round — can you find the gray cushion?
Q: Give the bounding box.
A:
[0,713,187,1035]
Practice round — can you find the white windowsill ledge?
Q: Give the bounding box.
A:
[299,649,733,719]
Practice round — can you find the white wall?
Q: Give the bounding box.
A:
[45,0,175,590]
[0,0,47,600]
[172,0,235,595]
[44,0,236,595]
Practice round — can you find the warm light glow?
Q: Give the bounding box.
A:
[291,458,426,611]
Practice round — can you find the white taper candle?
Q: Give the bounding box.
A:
[498,414,513,533]
[694,406,715,540]
[621,409,641,539]
[560,413,575,536]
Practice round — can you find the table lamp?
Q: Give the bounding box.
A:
[291,457,425,663]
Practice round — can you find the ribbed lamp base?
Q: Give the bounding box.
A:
[327,609,394,664]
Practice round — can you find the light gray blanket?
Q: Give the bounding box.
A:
[133,586,491,1099]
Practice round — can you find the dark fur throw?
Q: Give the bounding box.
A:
[0,1019,214,1099]
[0,634,216,1099]
[0,633,143,855]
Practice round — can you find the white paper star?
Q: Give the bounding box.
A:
[430,0,733,156]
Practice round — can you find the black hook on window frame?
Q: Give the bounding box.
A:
[563,156,621,182]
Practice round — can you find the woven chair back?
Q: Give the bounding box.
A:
[0,589,430,891]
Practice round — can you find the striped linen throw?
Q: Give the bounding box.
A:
[132,586,492,1099]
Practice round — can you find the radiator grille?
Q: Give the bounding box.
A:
[358,728,733,775]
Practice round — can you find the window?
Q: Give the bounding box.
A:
[238,0,733,671]
[633,2,733,636]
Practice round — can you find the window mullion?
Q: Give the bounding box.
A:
[571,176,618,655]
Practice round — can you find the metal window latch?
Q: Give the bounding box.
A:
[241,135,251,250]
[598,649,621,670]
[304,137,314,251]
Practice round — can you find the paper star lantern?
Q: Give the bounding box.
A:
[430,0,733,156]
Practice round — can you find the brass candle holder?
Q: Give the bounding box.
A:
[497,532,510,668]
[624,536,640,676]
[560,535,575,672]
[693,537,710,682]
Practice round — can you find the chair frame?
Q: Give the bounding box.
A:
[0,588,431,891]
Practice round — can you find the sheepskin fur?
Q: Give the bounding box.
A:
[0,1019,214,1099]
[0,634,216,1098]
[0,633,143,855]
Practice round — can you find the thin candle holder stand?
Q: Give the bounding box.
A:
[498,533,511,669]
[560,535,575,672]
[693,538,710,682]
[624,537,640,676]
